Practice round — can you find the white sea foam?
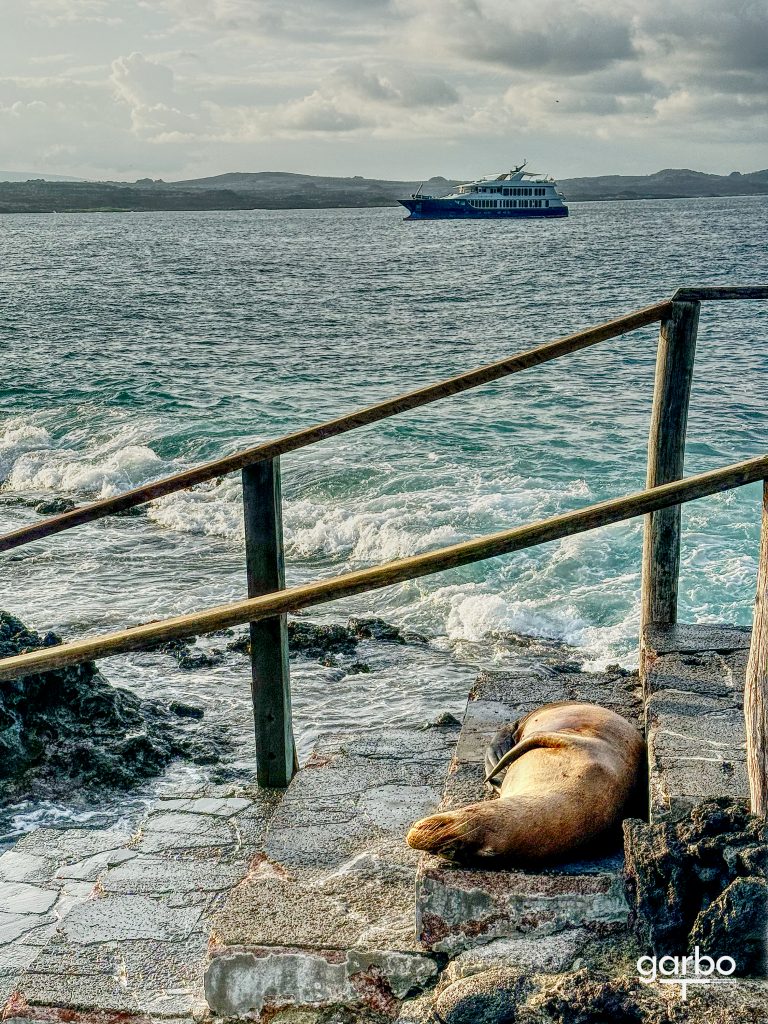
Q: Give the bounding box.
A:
[284,499,464,562]
[7,444,164,497]
[147,478,244,541]
[0,418,52,481]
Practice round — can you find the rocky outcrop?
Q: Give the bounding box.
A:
[224,616,426,666]
[0,611,231,801]
[623,799,767,975]
[398,942,768,1023]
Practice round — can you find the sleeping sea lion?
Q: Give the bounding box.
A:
[406,701,645,864]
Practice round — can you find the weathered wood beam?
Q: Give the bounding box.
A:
[0,301,671,553]
[673,286,768,302]
[0,454,765,682]
[745,480,768,817]
[242,458,295,788]
[641,300,700,630]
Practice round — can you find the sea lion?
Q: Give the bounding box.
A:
[406,701,645,864]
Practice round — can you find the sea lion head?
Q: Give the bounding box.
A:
[406,802,511,860]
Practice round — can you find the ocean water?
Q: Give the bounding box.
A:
[1,196,767,839]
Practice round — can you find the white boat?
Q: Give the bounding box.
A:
[398,161,568,220]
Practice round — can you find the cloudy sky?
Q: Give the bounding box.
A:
[1,0,766,181]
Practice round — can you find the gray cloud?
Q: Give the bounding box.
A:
[400,0,636,75]
[327,65,459,108]
[638,1,768,73]
[0,0,765,178]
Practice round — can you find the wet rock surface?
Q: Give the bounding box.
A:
[624,798,767,975]
[32,497,76,515]
[223,615,427,666]
[0,611,232,802]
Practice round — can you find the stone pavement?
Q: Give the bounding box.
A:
[415,664,641,956]
[0,783,281,1021]
[204,726,459,1018]
[642,623,751,822]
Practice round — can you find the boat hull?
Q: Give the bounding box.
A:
[398,197,568,220]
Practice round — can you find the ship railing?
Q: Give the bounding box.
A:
[1,286,768,813]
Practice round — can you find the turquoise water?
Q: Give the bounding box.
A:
[1,197,766,834]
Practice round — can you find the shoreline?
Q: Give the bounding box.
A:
[1,190,767,216]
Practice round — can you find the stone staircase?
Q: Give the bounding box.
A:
[0,625,753,1022]
[414,662,640,959]
[203,726,458,1018]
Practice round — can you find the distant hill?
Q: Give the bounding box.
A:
[167,171,456,202]
[0,168,765,213]
[559,168,768,202]
[0,171,84,182]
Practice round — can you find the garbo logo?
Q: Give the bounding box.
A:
[637,947,737,1001]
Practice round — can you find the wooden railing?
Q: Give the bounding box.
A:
[1,286,767,811]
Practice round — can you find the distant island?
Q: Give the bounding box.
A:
[0,167,766,214]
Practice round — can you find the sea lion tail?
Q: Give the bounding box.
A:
[406,809,479,855]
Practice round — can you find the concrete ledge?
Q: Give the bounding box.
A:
[205,944,439,1018]
[644,622,752,656]
[416,855,628,955]
[642,624,749,821]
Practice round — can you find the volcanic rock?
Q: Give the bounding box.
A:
[624,798,767,975]
[0,611,230,801]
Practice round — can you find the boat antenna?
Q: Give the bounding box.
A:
[507,159,527,179]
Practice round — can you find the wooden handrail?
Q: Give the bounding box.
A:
[672,286,768,302]
[0,300,670,554]
[1,454,765,682]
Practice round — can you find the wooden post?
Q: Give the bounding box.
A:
[641,299,700,632]
[745,480,768,816]
[242,457,296,788]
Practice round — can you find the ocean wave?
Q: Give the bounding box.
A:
[284,498,465,562]
[147,478,244,541]
[7,444,164,497]
[0,418,52,481]
[0,411,175,499]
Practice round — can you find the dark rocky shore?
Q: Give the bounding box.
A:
[0,611,231,803]
[0,610,426,804]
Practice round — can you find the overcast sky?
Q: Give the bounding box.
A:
[1,0,766,181]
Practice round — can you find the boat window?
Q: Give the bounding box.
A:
[545,200,549,207]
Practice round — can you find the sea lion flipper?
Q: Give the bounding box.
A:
[484,722,519,791]
[483,731,571,784]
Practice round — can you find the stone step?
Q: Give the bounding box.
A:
[203,725,459,1020]
[415,660,643,956]
[0,781,281,1021]
[642,623,751,822]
